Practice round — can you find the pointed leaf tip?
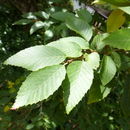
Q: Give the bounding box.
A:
[63,61,94,114]
[12,65,66,108]
[4,45,66,71]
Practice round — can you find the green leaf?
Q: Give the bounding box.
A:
[111,52,121,68]
[120,54,130,70]
[47,40,82,58]
[34,11,49,19]
[107,9,125,32]
[101,0,130,6]
[51,11,75,21]
[44,30,54,40]
[103,29,130,50]
[100,56,116,85]
[26,124,34,130]
[76,8,92,23]
[30,21,45,35]
[91,33,109,51]
[66,17,92,41]
[119,6,130,15]
[12,65,66,109]
[56,36,89,49]
[22,12,37,19]
[4,46,66,71]
[88,77,111,104]
[63,61,94,114]
[13,19,33,25]
[84,52,100,70]
[40,21,54,30]
[92,0,106,4]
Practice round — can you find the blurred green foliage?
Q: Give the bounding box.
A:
[0,0,130,129]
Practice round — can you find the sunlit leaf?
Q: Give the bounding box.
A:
[84,52,100,70]
[100,56,116,85]
[30,21,45,35]
[103,29,130,50]
[4,46,66,71]
[66,17,92,41]
[63,61,93,114]
[12,65,66,109]
[47,40,82,58]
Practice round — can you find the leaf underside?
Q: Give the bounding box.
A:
[63,61,94,114]
[12,65,66,109]
[4,45,66,71]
